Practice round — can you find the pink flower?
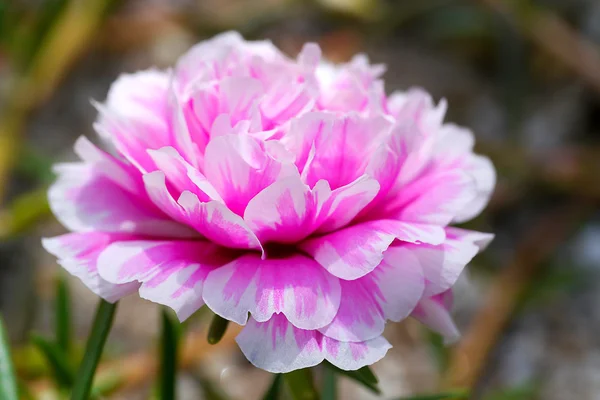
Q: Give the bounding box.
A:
[42,32,495,373]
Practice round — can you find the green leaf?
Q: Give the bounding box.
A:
[71,300,118,400]
[284,368,319,400]
[0,316,18,400]
[355,365,378,384]
[324,362,381,395]
[207,314,229,345]
[321,367,337,400]
[262,374,283,400]
[159,309,180,400]
[56,275,72,355]
[31,333,74,388]
[394,390,469,400]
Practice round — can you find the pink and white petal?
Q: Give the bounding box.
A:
[446,227,494,251]
[236,315,391,373]
[203,253,341,330]
[147,147,221,202]
[453,155,496,223]
[142,171,188,225]
[42,233,140,303]
[49,163,192,238]
[303,113,393,189]
[236,316,326,373]
[261,79,316,128]
[319,246,424,342]
[316,175,380,233]
[279,112,334,173]
[73,136,140,194]
[97,240,232,320]
[300,220,444,280]
[412,291,460,344]
[243,176,320,243]
[203,134,297,215]
[94,69,172,173]
[178,191,261,250]
[323,334,391,371]
[220,76,265,126]
[167,86,201,169]
[408,228,493,296]
[386,169,478,226]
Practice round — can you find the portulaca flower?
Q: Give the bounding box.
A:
[43,32,495,373]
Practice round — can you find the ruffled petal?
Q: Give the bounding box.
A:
[203,134,297,215]
[42,233,140,303]
[49,163,192,237]
[147,146,221,202]
[319,246,424,342]
[179,191,262,250]
[302,112,393,189]
[97,240,232,320]
[384,169,478,226]
[236,315,391,373]
[243,176,321,243]
[203,253,341,330]
[315,174,380,233]
[412,290,459,344]
[93,69,171,173]
[300,219,444,280]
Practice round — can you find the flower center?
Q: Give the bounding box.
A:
[263,243,300,260]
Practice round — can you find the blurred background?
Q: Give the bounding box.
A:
[1,0,600,399]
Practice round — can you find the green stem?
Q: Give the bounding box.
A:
[207,314,229,345]
[0,316,18,400]
[70,300,117,400]
[284,368,318,400]
[262,374,283,400]
[56,275,71,354]
[159,309,179,400]
[322,367,337,400]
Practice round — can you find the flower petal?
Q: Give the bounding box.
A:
[97,240,232,320]
[73,136,141,194]
[49,163,191,237]
[179,191,262,250]
[302,113,393,189]
[243,176,321,243]
[406,228,493,296]
[319,246,424,342]
[236,315,391,373]
[300,219,444,280]
[203,253,341,330]
[412,291,460,344]
[203,134,297,215]
[147,146,221,202]
[453,155,496,223]
[42,233,140,303]
[93,69,171,173]
[316,175,380,233]
[384,169,478,226]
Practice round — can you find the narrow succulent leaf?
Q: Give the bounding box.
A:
[324,362,381,395]
[207,314,230,345]
[31,333,74,388]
